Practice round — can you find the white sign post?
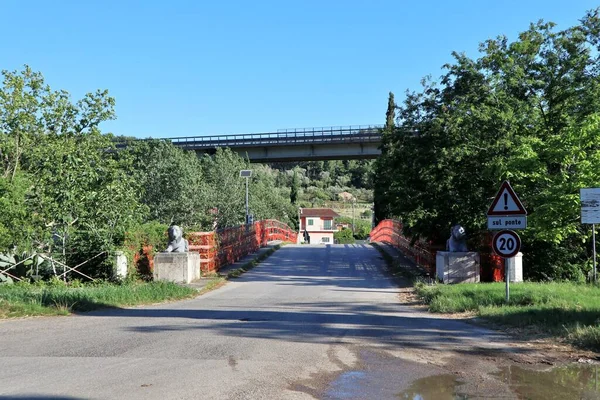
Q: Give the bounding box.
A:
[492,230,521,302]
[581,188,600,282]
[488,181,527,303]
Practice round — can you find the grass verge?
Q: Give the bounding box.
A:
[415,281,600,351]
[198,276,227,295]
[1,244,285,317]
[0,281,197,319]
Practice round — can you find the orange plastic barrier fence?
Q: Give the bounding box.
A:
[188,219,297,274]
[371,219,505,282]
[370,219,436,275]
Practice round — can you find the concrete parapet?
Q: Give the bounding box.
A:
[436,252,480,284]
[153,252,200,284]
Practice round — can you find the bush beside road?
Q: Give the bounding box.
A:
[415,281,600,351]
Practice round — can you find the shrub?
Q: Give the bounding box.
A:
[334,228,355,244]
[122,222,169,279]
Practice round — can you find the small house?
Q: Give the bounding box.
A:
[298,208,340,244]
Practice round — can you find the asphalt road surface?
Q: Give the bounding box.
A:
[0,245,543,399]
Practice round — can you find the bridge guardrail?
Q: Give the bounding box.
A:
[187,219,297,274]
[370,219,436,276]
[164,125,383,149]
[371,219,507,282]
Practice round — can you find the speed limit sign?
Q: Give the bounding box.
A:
[492,230,521,258]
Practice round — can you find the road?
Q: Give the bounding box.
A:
[0,244,561,399]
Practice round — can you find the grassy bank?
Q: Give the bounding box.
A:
[0,281,197,319]
[415,281,600,351]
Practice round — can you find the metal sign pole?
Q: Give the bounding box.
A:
[245,176,249,224]
[505,258,510,303]
[594,224,597,283]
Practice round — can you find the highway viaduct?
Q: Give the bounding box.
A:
[159,125,383,162]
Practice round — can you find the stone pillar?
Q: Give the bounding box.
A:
[506,252,523,282]
[153,252,201,284]
[435,252,480,284]
[114,251,128,280]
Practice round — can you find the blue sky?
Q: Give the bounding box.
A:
[0,1,596,138]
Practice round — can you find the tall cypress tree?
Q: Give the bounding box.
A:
[373,92,395,225]
[385,92,395,130]
[290,169,299,205]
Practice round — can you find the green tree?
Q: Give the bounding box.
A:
[385,91,395,128]
[0,173,35,250]
[0,66,116,181]
[28,131,144,255]
[201,150,298,229]
[0,65,139,277]
[125,140,208,229]
[334,228,355,244]
[373,91,395,224]
[374,10,600,280]
[290,169,299,204]
[252,170,297,228]
[201,148,248,228]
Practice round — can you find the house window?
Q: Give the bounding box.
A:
[324,220,332,230]
[322,237,330,243]
[308,219,314,226]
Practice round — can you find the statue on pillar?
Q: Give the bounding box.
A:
[446,225,468,252]
[165,225,189,253]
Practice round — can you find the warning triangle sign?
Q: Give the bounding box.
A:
[487,181,527,216]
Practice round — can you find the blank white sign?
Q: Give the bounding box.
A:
[581,188,600,224]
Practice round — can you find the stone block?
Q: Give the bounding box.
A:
[153,252,200,284]
[114,251,128,280]
[506,252,523,283]
[436,251,480,284]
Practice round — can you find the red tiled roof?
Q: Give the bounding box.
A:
[299,208,340,218]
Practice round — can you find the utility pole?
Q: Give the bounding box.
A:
[352,200,355,235]
[240,170,252,224]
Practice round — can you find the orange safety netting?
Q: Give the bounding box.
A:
[370,219,504,281]
[188,220,298,274]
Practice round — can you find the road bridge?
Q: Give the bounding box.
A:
[0,244,546,399]
[163,125,382,162]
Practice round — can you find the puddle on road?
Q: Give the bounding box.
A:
[397,374,467,399]
[396,364,600,400]
[321,350,448,400]
[319,348,600,400]
[325,371,368,399]
[494,364,600,400]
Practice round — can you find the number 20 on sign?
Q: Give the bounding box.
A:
[492,230,521,258]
